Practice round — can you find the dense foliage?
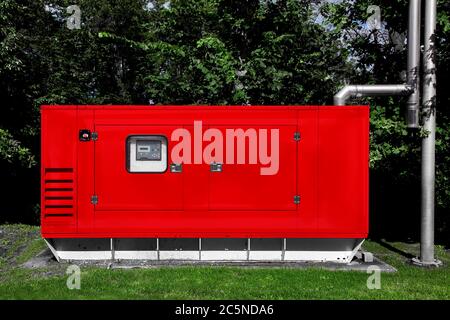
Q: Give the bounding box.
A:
[0,0,448,243]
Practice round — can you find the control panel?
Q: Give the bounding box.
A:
[127,135,167,172]
[136,140,161,161]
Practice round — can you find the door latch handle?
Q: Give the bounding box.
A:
[210,162,223,172]
[170,163,182,173]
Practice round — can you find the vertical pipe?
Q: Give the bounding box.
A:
[406,0,422,128]
[110,238,115,260]
[157,238,160,261]
[417,0,441,266]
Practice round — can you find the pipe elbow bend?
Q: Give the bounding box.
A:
[334,85,357,106]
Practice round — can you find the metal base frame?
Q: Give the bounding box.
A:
[45,238,364,264]
[411,257,442,267]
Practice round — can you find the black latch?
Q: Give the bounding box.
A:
[210,162,223,172]
[79,130,91,142]
[91,195,98,205]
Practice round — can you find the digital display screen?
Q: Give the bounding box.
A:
[137,146,150,152]
[136,140,161,161]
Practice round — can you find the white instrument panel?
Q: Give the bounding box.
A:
[127,135,167,173]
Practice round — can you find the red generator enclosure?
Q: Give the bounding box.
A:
[41,105,369,261]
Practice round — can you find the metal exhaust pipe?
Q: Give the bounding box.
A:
[334,1,441,267]
[333,0,421,112]
[334,84,412,106]
[412,0,441,267]
[406,0,422,128]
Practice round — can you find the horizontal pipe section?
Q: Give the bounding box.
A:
[333,84,413,106]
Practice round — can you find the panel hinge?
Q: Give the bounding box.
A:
[294,132,301,141]
[92,132,98,141]
[91,195,98,205]
[294,195,301,204]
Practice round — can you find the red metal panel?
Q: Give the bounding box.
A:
[40,107,78,234]
[208,125,297,211]
[297,109,319,232]
[317,107,369,236]
[41,105,369,239]
[183,125,210,212]
[76,108,95,233]
[94,125,183,211]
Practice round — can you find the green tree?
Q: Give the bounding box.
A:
[139,0,350,105]
[0,0,150,223]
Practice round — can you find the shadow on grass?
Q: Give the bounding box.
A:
[374,239,415,259]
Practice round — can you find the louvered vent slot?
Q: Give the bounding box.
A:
[44,168,74,218]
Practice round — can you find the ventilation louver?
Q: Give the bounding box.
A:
[44,168,74,218]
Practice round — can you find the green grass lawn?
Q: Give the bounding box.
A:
[0,224,449,299]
